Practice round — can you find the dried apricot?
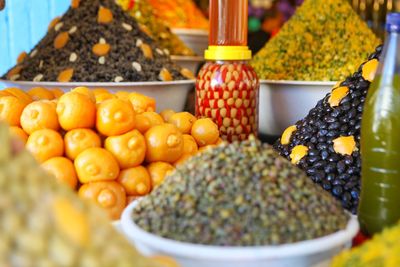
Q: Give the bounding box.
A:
[98,6,113,24]
[54,32,69,49]
[92,43,111,56]
[140,43,153,59]
[159,68,173,81]
[57,68,74,82]
[48,16,61,30]
[71,0,80,9]
[17,51,27,64]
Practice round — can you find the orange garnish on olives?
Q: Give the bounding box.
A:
[290,145,309,164]
[328,86,349,107]
[333,136,357,156]
[280,125,297,145]
[362,59,379,82]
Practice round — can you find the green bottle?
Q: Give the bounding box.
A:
[359,13,400,236]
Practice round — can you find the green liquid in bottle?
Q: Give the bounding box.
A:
[359,25,400,235]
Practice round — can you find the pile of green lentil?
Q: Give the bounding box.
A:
[132,137,349,246]
[251,0,381,81]
[2,0,190,82]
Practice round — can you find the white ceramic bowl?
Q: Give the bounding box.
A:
[121,201,359,267]
[170,55,204,75]
[259,80,337,136]
[171,28,209,56]
[0,80,195,112]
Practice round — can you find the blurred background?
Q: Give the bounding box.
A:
[0,0,399,75]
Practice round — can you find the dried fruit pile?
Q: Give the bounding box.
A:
[133,137,349,246]
[118,0,195,56]
[274,46,382,214]
[0,86,221,220]
[332,221,400,266]
[2,0,192,82]
[147,0,209,30]
[0,123,165,267]
[251,0,381,81]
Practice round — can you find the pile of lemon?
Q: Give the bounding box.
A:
[0,87,221,220]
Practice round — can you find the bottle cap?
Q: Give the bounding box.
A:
[386,13,400,32]
[205,46,252,61]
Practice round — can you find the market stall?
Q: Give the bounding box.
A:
[0,0,399,266]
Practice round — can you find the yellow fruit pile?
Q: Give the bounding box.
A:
[0,86,221,220]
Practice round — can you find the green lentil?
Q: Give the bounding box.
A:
[132,136,349,246]
[251,0,381,81]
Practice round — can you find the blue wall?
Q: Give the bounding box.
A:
[0,0,70,78]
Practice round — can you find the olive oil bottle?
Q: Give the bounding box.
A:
[359,13,400,235]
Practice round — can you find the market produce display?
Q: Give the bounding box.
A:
[0,87,221,220]
[132,136,349,246]
[118,0,195,56]
[332,221,400,266]
[147,0,209,30]
[251,0,381,81]
[2,0,193,82]
[0,123,166,267]
[274,46,382,214]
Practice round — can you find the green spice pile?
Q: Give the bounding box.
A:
[251,0,381,81]
[132,137,349,246]
[117,0,195,56]
[0,124,160,267]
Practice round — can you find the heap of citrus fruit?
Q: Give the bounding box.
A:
[0,86,221,220]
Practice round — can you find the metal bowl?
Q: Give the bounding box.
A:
[259,80,337,136]
[171,28,209,56]
[0,79,195,112]
[121,201,359,267]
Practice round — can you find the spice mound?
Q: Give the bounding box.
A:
[0,123,160,267]
[274,46,382,214]
[3,0,190,82]
[118,0,195,56]
[251,0,381,81]
[132,137,349,246]
[332,221,400,267]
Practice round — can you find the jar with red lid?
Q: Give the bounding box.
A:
[195,0,259,142]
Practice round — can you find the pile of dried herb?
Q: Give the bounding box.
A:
[132,136,349,246]
[251,0,381,81]
[2,0,192,82]
[0,123,160,267]
[274,46,382,214]
[118,0,195,56]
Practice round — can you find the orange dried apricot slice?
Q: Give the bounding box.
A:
[17,51,27,64]
[333,136,357,156]
[140,43,153,59]
[6,66,22,80]
[159,68,173,81]
[98,6,113,24]
[54,32,69,49]
[57,68,74,82]
[180,68,195,79]
[48,16,61,30]
[290,145,309,165]
[92,43,111,56]
[71,0,80,9]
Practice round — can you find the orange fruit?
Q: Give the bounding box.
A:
[128,92,156,114]
[26,129,64,163]
[117,166,151,196]
[95,92,116,104]
[0,91,12,97]
[9,126,28,144]
[64,129,102,160]
[74,147,120,183]
[151,255,180,267]
[92,88,109,95]
[145,123,184,163]
[135,112,164,134]
[78,181,126,220]
[42,157,78,189]
[50,88,64,99]
[3,88,33,105]
[56,92,96,131]
[96,99,136,136]
[20,100,60,134]
[160,109,175,122]
[27,87,54,100]
[147,162,174,187]
[115,91,130,99]
[168,112,196,134]
[198,144,217,154]
[182,134,198,155]
[0,96,26,126]
[174,153,193,166]
[71,87,96,102]
[104,130,146,169]
[191,118,220,147]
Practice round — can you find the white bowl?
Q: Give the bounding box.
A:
[171,28,209,56]
[121,201,359,267]
[170,55,204,75]
[259,80,336,136]
[0,80,195,112]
